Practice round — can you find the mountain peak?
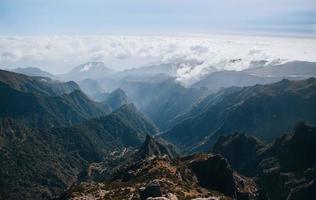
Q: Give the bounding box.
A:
[74,62,106,72]
[103,88,130,111]
[61,62,115,81]
[136,134,178,159]
[12,67,56,79]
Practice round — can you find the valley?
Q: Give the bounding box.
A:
[0,61,316,200]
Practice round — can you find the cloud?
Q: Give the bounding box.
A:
[0,35,315,84]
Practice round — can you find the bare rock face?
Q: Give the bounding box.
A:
[139,180,163,200]
[213,132,265,176]
[189,154,236,197]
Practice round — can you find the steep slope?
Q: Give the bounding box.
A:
[162,78,316,152]
[213,133,266,176]
[0,69,79,96]
[135,135,178,160]
[0,69,110,128]
[12,67,57,79]
[102,88,130,111]
[77,78,106,100]
[119,78,206,130]
[75,134,177,183]
[0,82,109,128]
[0,105,158,200]
[211,123,316,200]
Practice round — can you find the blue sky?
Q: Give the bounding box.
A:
[0,0,316,36]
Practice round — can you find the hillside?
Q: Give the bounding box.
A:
[102,88,130,111]
[12,67,57,79]
[0,69,110,128]
[162,78,316,152]
[0,105,158,200]
[0,69,79,96]
[212,122,316,200]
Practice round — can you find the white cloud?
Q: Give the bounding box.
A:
[0,35,315,84]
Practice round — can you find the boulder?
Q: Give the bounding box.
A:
[139,180,162,200]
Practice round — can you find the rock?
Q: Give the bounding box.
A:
[139,180,163,200]
[146,197,169,200]
[166,193,178,200]
[287,180,316,200]
[213,132,265,176]
[189,154,236,197]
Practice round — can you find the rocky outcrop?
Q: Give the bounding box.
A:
[60,154,260,200]
[213,133,265,176]
[189,154,235,196]
[135,135,178,160]
[139,180,163,200]
[211,122,316,200]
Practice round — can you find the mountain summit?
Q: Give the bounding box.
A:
[61,62,115,81]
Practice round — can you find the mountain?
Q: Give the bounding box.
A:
[73,134,177,183]
[212,122,316,200]
[244,61,316,78]
[60,62,115,81]
[0,69,79,96]
[77,78,105,100]
[102,88,130,111]
[12,67,57,79]
[161,78,316,153]
[213,133,266,176]
[112,63,178,79]
[135,134,178,160]
[192,70,280,91]
[193,61,316,90]
[117,78,207,130]
[0,69,109,128]
[0,104,158,200]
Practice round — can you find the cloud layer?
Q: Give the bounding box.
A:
[0,35,316,84]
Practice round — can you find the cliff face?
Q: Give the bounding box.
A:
[212,122,316,200]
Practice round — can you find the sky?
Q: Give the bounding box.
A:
[0,0,316,36]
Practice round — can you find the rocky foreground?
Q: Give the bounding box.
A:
[58,137,262,200]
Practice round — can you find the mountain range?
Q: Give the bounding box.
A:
[213,122,316,200]
[0,59,315,200]
[162,78,316,152]
[0,104,158,200]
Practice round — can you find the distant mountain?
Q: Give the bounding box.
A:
[12,67,57,79]
[102,88,130,111]
[77,78,105,100]
[0,69,109,128]
[116,78,207,130]
[113,60,202,80]
[60,62,115,81]
[0,69,79,96]
[212,122,316,200]
[113,63,177,79]
[193,61,316,90]
[161,78,316,152]
[245,61,316,78]
[192,70,280,90]
[0,104,158,200]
